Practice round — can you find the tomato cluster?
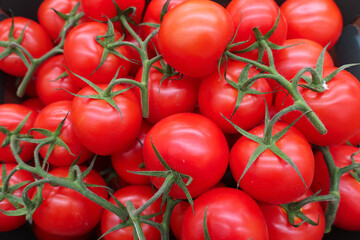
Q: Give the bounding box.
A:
[0,0,359,240]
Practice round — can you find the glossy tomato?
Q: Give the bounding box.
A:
[158,0,234,77]
[198,61,273,134]
[170,200,190,240]
[181,187,269,240]
[0,17,53,77]
[21,98,44,113]
[143,113,229,199]
[32,166,108,236]
[281,0,342,49]
[230,122,315,204]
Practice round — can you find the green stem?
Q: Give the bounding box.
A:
[126,201,146,240]
[160,198,182,240]
[1,166,20,193]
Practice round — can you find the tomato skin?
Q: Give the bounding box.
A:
[0,104,38,163]
[198,61,273,134]
[63,22,131,87]
[181,187,269,240]
[70,84,142,156]
[33,100,93,166]
[33,166,108,236]
[0,164,34,232]
[259,191,325,240]
[143,113,229,199]
[135,61,199,124]
[36,55,81,105]
[230,122,314,204]
[281,0,342,49]
[170,201,190,240]
[312,145,360,231]
[0,17,53,77]
[275,67,360,146]
[100,185,163,240]
[158,0,234,78]
[33,223,93,240]
[21,98,45,113]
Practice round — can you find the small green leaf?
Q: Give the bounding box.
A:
[160,0,171,23]
[203,207,211,240]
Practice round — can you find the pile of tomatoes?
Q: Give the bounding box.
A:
[1,0,360,239]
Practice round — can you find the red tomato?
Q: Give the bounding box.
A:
[0,104,38,163]
[70,84,142,156]
[181,187,269,240]
[349,129,360,146]
[230,122,314,204]
[100,185,163,240]
[36,55,81,105]
[135,61,199,124]
[0,17,53,77]
[32,166,108,236]
[275,67,360,146]
[143,113,229,199]
[21,98,44,113]
[226,0,287,60]
[33,100,93,166]
[158,0,234,77]
[33,223,93,240]
[63,22,131,87]
[170,201,190,240]
[0,164,34,232]
[281,0,342,49]
[198,61,273,134]
[312,145,360,231]
[259,191,325,240]
[111,120,152,185]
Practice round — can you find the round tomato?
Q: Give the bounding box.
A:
[100,185,163,240]
[198,60,273,134]
[158,0,234,77]
[230,122,314,204]
[0,17,53,77]
[281,0,342,49]
[143,113,229,199]
[181,187,269,240]
[170,200,190,240]
[33,223,93,240]
[21,98,44,113]
[32,166,108,236]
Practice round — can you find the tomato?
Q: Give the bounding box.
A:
[198,61,273,134]
[100,185,163,240]
[37,0,87,43]
[63,22,131,87]
[311,145,360,231]
[0,164,34,232]
[70,84,142,156]
[181,187,269,240]
[226,0,287,61]
[259,191,325,240]
[349,129,360,146]
[32,166,108,236]
[21,98,44,113]
[0,104,38,163]
[230,122,314,204]
[33,100,93,166]
[0,17,53,77]
[275,67,360,146]
[135,61,199,124]
[33,223,93,240]
[36,55,81,105]
[170,200,190,240]
[143,113,229,199]
[281,0,342,49]
[111,120,152,185]
[158,0,234,78]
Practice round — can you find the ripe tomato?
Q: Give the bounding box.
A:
[0,104,38,163]
[0,17,53,77]
[100,185,163,240]
[70,84,142,156]
[198,61,273,134]
[143,113,229,199]
[170,200,190,240]
[311,145,360,231]
[135,61,199,124]
[33,223,93,240]
[281,0,342,49]
[33,100,93,167]
[63,22,131,87]
[36,55,81,105]
[181,187,269,240]
[275,67,360,146]
[21,98,44,113]
[230,122,314,204]
[158,0,234,78]
[32,166,108,236]
[0,164,34,232]
[259,191,325,240]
